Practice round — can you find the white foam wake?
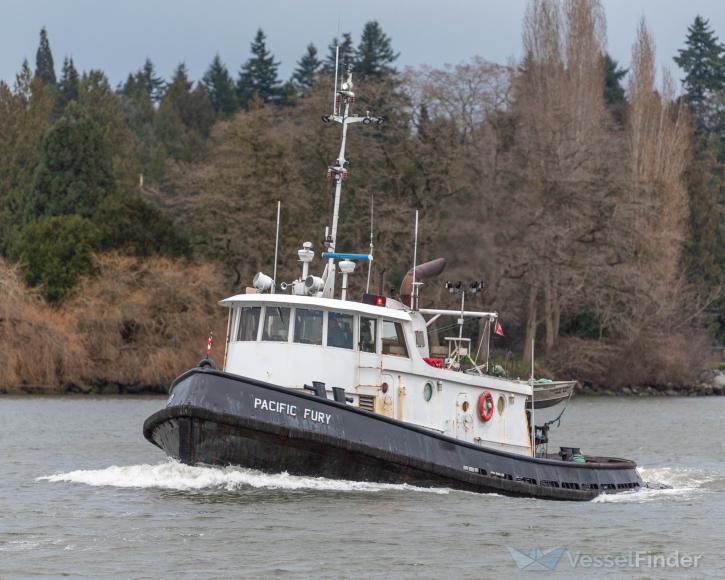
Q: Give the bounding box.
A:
[37,461,450,494]
[592,466,725,504]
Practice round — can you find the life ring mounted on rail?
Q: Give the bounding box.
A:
[478,391,494,422]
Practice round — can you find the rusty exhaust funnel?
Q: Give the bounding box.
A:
[399,258,447,307]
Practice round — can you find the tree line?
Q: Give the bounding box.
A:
[0,4,722,390]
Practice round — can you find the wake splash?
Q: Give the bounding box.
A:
[37,461,450,495]
[592,466,725,504]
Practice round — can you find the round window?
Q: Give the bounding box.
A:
[497,395,505,415]
[462,400,470,412]
[423,382,433,402]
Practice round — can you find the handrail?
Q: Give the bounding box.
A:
[420,308,498,319]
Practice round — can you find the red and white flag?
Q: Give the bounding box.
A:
[206,332,214,355]
[494,320,505,337]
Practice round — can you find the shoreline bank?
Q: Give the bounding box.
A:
[0,383,168,396]
[2,372,724,397]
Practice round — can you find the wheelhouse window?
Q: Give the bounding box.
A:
[294,309,323,345]
[262,306,290,342]
[237,306,261,341]
[327,312,353,349]
[359,316,377,353]
[381,320,408,357]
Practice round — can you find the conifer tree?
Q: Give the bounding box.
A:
[79,69,140,193]
[323,33,355,74]
[602,53,627,105]
[674,15,725,134]
[291,44,321,90]
[202,54,238,114]
[118,69,163,180]
[157,63,214,161]
[236,29,281,108]
[35,27,56,86]
[25,102,115,221]
[14,214,99,302]
[355,21,398,79]
[56,56,80,113]
[139,58,166,102]
[601,53,627,124]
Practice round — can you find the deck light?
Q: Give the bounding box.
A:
[253,272,273,293]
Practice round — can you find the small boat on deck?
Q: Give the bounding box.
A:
[143,64,645,501]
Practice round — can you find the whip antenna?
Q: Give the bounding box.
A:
[272,200,281,293]
[366,194,375,293]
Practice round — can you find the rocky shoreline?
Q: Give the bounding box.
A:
[577,369,725,397]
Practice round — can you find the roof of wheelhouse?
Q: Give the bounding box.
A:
[219,293,412,322]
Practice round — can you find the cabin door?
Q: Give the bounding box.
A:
[455,393,473,441]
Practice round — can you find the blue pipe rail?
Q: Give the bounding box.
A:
[321,252,373,261]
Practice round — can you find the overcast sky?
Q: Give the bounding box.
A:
[2,0,723,90]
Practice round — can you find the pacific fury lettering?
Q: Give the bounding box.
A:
[254,397,332,425]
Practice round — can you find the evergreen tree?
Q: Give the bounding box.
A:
[323,33,355,74]
[602,53,627,105]
[237,29,281,108]
[674,16,725,134]
[0,61,53,255]
[79,70,140,193]
[35,27,56,86]
[25,102,116,221]
[13,215,99,302]
[674,16,725,341]
[118,70,163,180]
[139,58,166,102]
[95,195,190,258]
[157,63,214,161]
[601,53,627,124]
[355,21,398,79]
[202,54,238,114]
[55,56,80,113]
[291,44,321,90]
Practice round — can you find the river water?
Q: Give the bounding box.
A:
[1,396,724,579]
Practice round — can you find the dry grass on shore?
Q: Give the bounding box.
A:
[0,255,228,391]
[0,261,85,388]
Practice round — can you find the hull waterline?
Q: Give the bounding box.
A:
[143,369,643,501]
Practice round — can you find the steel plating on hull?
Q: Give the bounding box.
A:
[144,369,643,501]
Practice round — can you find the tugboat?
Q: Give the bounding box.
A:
[144,63,644,501]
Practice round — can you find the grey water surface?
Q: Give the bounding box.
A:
[1,396,724,579]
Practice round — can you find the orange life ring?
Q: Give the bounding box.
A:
[478,391,494,422]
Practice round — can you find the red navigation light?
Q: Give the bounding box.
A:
[362,293,386,307]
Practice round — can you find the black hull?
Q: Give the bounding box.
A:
[143,369,643,501]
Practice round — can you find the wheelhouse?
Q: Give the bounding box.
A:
[221,294,417,360]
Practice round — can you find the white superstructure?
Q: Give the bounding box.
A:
[217,64,572,459]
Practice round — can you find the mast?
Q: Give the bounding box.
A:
[320,65,384,298]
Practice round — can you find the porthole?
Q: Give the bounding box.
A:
[497,395,505,415]
[462,400,470,413]
[423,382,433,402]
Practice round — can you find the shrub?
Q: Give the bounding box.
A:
[13,215,99,302]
